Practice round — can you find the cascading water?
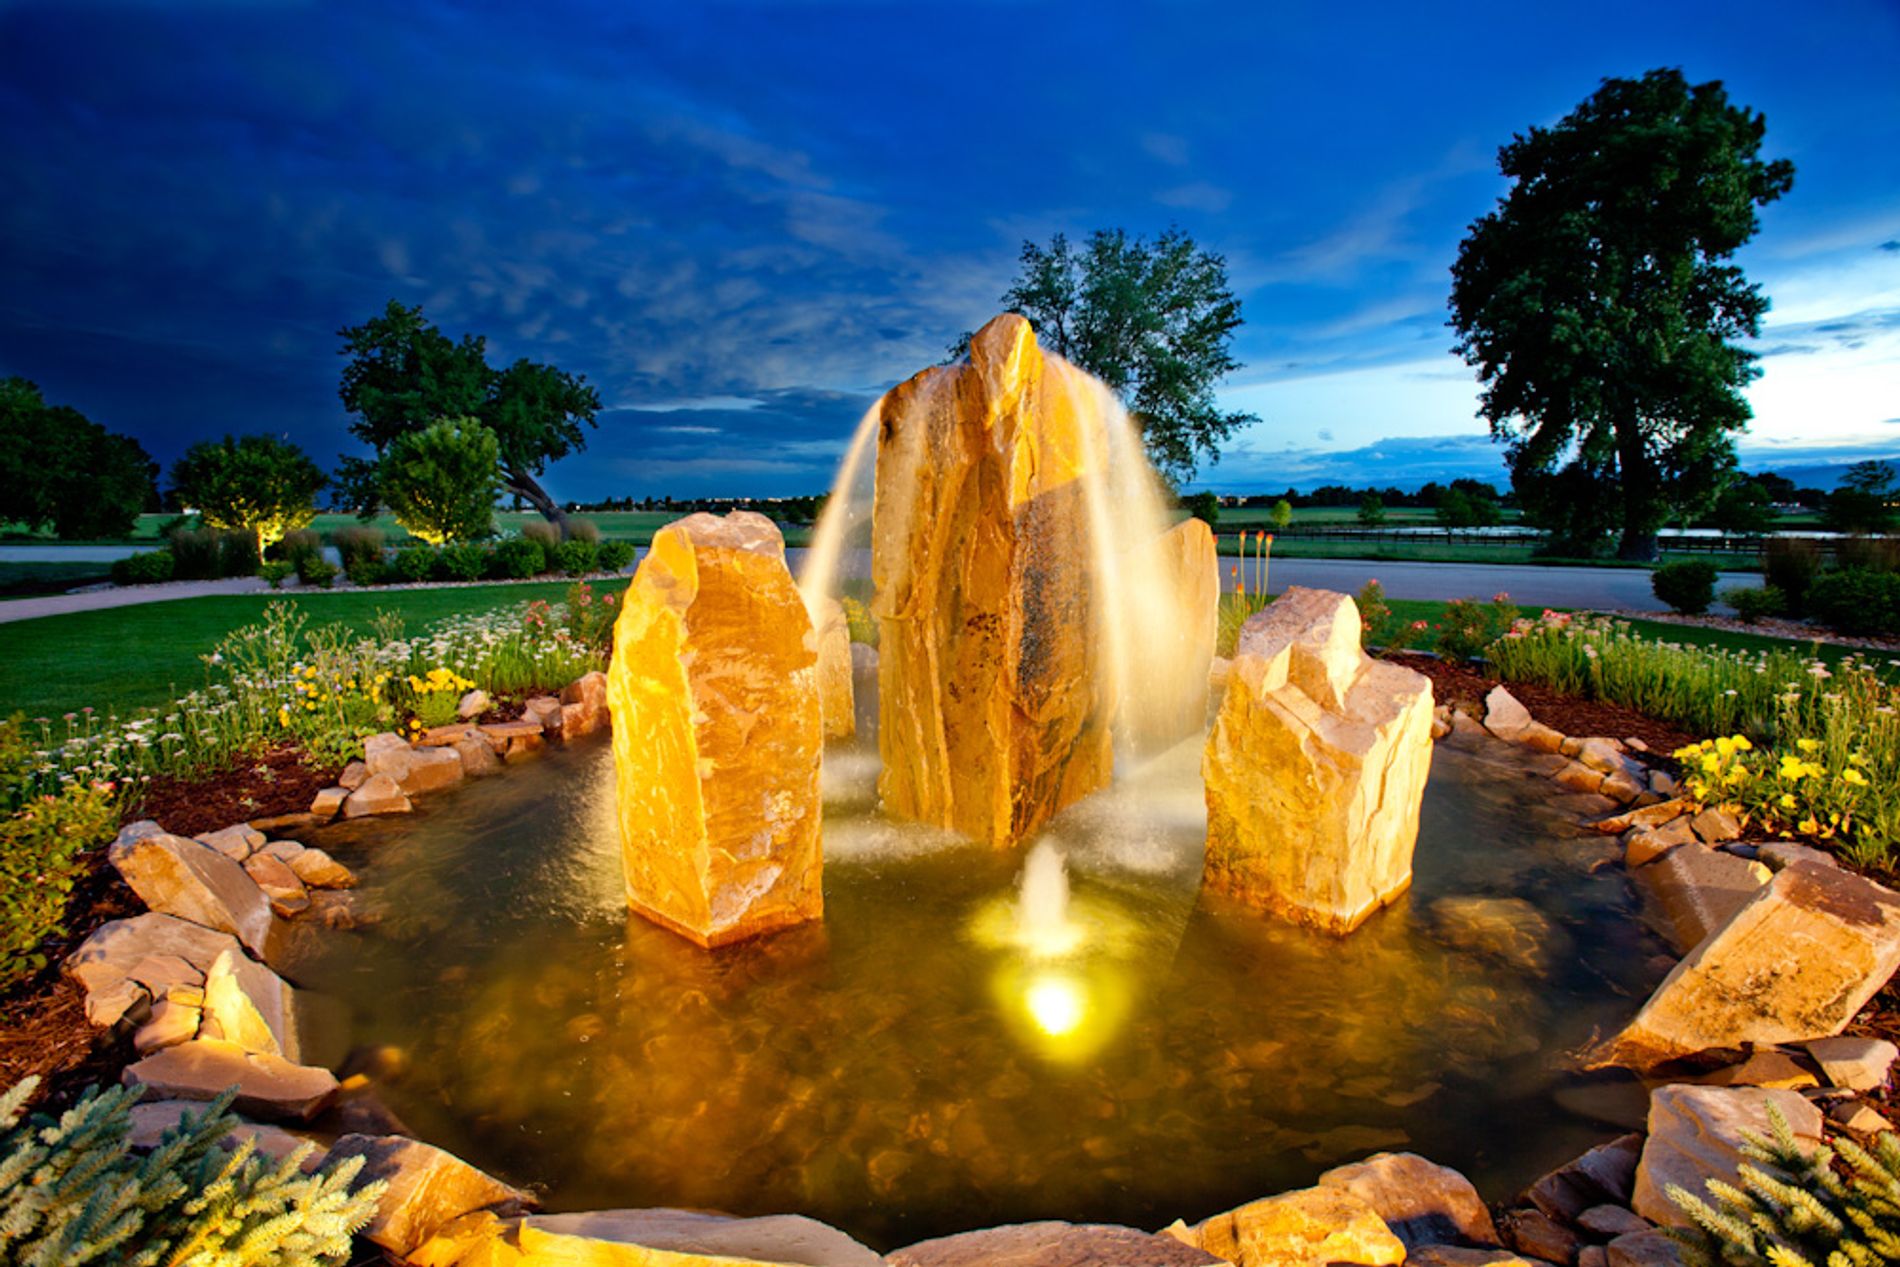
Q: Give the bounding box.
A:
[1014,840,1081,957]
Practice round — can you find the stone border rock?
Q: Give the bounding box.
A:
[56,670,1900,1266]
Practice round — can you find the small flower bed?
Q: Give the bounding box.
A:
[1673,735,1876,857]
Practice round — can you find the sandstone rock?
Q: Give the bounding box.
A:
[1576,738,1636,778]
[1597,862,1900,1068]
[1432,718,1452,740]
[1804,1036,1898,1090]
[871,314,1114,848]
[1520,721,1567,754]
[1703,1049,1819,1089]
[1632,1084,1824,1226]
[195,824,263,861]
[457,688,489,720]
[1636,845,1772,954]
[1690,808,1742,844]
[522,695,563,733]
[562,670,610,728]
[1528,1134,1643,1221]
[65,913,237,1027]
[1203,588,1434,934]
[403,745,466,794]
[1210,656,1233,695]
[1500,1208,1578,1265]
[1484,687,1533,740]
[1408,1249,1545,1267]
[108,832,274,957]
[1757,840,1838,872]
[558,702,594,741]
[1170,1185,1407,1267]
[310,786,349,818]
[1650,771,1679,797]
[122,1038,337,1121]
[418,723,480,747]
[811,597,856,741]
[1576,1207,1650,1240]
[1127,517,1220,748]
[1430,896,1566,976]
[128,1100,326,1170]
[1624,825,1692,869]
[1830,1100,1895,1134]
[115,819,166,847]
[1601,773,1646,804]
[133,997,201,1052]
[243,852,309,917]
[339,760,368,789]
[344,772,411,818]
[1595,800,1690,836]
[891,1220,1224,1267]
[607,511,823,948]
[327,1133,534,1257]
[262,842,353,888]
[1606,1230,1683,1267]
[200,947,298,1059]
[453,732,502,778]
[1319,1151,1500,1248]
[481,721,545,761]
[1555,763,1605,794]
[497,1209,881,1267]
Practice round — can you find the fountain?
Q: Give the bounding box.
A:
[1014,841,1082,958]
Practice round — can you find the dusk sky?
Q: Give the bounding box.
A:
[3,0,1896,501]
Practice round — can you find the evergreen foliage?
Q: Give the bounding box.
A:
[1671,1103,1900,1267]
[0,1077,383,1266]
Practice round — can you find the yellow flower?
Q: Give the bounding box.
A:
[1798,817,1819,835]
[1845,768,1869,786]
[1733,736,1753,752]
[1797,738,1821,753]
[1700,754,1721,774]
[1715,736,1736,757]
[1779,793,1797,809]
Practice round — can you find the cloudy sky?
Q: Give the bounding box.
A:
[2,0,1896,499]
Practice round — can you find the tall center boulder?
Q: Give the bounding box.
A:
[871,313,1114,848]
[1203,587,1435,934]
[606,511,824,948]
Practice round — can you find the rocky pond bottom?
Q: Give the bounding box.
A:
[290,732,1665,1252]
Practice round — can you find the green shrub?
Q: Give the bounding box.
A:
[215,528,259,578]
[0,1077,383,1265]
[331,524,386,573]
[1723,584,1784,625]
[275,529,323,573]
[596,539,636,573]
[390,544,436,584]
[258,559,293,590]
[0,772,116,989]
[110,549,174,586]
[1652,560,1720,615]
[488,536,545,580]
[344,556,387,587]
[1763,538,1823,615]
[565,517,601,545]
[1836,535,1900,574]
[1355,580,1393,648]
[521,520,560,562]
[436,542,488,582]
[554,538,598,576]
[1435,593,1520,660]
[295,556,337,590]
[165,526,220,580]
[1808,568,1900,637]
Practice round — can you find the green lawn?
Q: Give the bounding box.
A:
[0,560,114,598]
[0,580,630,721]
[1212,536,1760,571]
[0,510,817,548]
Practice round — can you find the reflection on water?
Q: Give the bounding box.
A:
[295,732,1660,1251]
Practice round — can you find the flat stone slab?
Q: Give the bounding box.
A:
[516,1209,882,1267]
[129,1100,326,1171]
[108,831,274,957]
[1636,845,1771,954]
[327,1133,534,1257]
[65,912,239,1027]
[1168,1185,1408,1267]
[891,1220,1227,1266]
[1319,1151,1500,1248]
[1632,1084,1823,1226]
[121,1037,337,1122]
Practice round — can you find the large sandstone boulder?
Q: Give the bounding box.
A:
[199,947,298,1060]
[121,1038,337,1121]
[1124,517,1220,748]
[1166,1185,1408,1267]
[1202,588,1435,933]
[1319,1152,1500,1249]
[890,1220,1226,1266]
[1632,1084,1824,1226]
[872,313,1114,848]
[514,1209,882,1266]
[327,1133,534,1257]
[606,511,824,948]
[1635,845,1770,954]
[811,597,856,741]
[1595,861,1900,1068]
[108,831,274,957]
[65,912,237,1027]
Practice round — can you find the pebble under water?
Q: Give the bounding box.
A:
[293,726,1665,1252]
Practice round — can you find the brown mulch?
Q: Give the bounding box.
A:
[130,744,338,838]
[1386,651,1701,758]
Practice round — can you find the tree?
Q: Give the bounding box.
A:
[377,418,502,544]
[1449,68,1794,561]
[170,434,326,557]
[1269,498,1294,530]
[960,229,1256,483]
[337,301,599,532]
[1180,490,1220,526]
[0,378,156,540]
[1705,478,1778,535]
[1357,494,1386,526]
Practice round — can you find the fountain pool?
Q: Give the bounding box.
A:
[291,724,1663,1251]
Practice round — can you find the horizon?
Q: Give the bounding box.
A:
[3,0,1896,501]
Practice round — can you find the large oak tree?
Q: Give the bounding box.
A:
[1449,68,1793,560]
[0,378,156,540]
[336,301,599,533]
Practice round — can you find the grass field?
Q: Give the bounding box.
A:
[0,560,114,599]
[0,510,809,548]
[0,580,631,721]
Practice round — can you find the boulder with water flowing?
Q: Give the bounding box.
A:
[871,313,1114,848]
[606,512,824,948]
[1127,517,1220,747]
[1202,587,1435,934]
[812,597,856,740]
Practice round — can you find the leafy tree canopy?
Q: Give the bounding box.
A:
[170,434,326,556]
[0,377,156,540]
[379,417,503,544]
[1450,68,1794,560]
[337,301,599,529]
[959,228,1256,484]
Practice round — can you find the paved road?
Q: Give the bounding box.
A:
[1,545,1751,625]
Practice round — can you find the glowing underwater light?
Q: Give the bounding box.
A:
[1024,973,1087,1037]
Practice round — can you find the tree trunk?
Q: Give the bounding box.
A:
[1614,418,1662,563]
[505,467,571,538]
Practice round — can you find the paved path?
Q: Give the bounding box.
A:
[1,547,1751,625]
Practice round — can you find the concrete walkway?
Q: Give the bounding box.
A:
[0,576,274,623]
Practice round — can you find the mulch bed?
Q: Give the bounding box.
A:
[1386,651,1700,758]
[131,744,338,838]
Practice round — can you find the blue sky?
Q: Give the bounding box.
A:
[2,0,1896,499]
